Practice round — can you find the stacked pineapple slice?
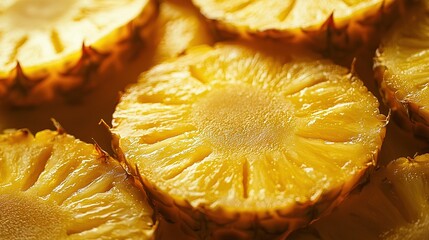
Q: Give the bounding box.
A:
[374,0,429,140]
[290,153,429,240]
[0,0,157,106]
[0,127,154,239]
[111,41,386,239]
[191,0,400,57]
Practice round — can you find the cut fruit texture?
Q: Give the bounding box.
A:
[0,0,157,106]
[146,0,215,65]
[191,0,401,58]
[111,41,386,239]
[0,128,154,239]
[289,153,429,240]
[374,0,429,140]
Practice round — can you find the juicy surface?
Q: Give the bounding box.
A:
[0,129,153,239]
[0,192,67,240]
[0,0,149,71]
[290,154,429,240]
[148,0,214,64]
[376,3,429,114]
[112,41,385,211]
[192,0,392,31]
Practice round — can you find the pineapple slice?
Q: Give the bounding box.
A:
[111,41,386,239]
[0,127,154,239]
[290,153,429,240]
[374,1,429,140]
[0,0,156,106]
[146,0,215,65]
[191,0,400,55]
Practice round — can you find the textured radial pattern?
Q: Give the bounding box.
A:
[112,41,386,238]
[191,0,394,36]
[0,0,156,105]
[290,154,429,240]
[374,2,429,138]
[0,128,154,240]
[0,0,150,71]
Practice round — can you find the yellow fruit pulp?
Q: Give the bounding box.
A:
[112,41,386,214]
[0,129,154,239]
[0,0,150,72]
[290,154,429,240]
[375,2,429,119]
[148,0,215,64]
[192,0,394,32]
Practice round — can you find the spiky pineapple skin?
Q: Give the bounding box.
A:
[374,62,429,140]
[0,0,157,106]
[289,153,429,240]
[0,127,155,239]
[111,135,379,240]
[192,0,405,61]
[110,41,386,239]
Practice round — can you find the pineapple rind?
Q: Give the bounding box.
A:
[0,0,157,106]
[374,1,429,140]
[0,129,154,239]
[290,154,429,240]
[191,0,401,55]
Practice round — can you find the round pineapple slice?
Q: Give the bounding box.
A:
[0,0,156,106]
[111,41,386,239]
[0,127,154,239]
[146,0,215,65]
[191,0,399,54]
[374,1,429,140]
[290,153,429,240]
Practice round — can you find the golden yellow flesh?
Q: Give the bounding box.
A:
[291,154,429,240]
[192,84,293,153]
[0,193,67,240]
[0,129,153,240]
[149,0,214,64]
[192,0,391,31]
[376,4,429,112]
[112,42,385,211]
[0,0,149,71]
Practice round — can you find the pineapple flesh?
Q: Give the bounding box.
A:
[374,0,429,140]
[146,0,215,65]
[0,128,154,239]
[0,0,157,106]
[191,0,399,55]
[290,153,429,240]
[111,41,386,239]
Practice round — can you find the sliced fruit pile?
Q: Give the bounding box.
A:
[2,0,429,239]
[0,0,156,106]
[0,127,154,239]
[290,153,429,240]
[375,0,429,140]
[111,41,386,239]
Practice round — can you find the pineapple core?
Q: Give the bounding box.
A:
[0,193,67,239]
[192,84,293,153]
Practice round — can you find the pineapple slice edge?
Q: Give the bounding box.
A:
[111,40,387,239]
[0,0,158,106]
[0,128,155,240]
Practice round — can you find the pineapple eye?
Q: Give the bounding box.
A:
[192,83,294,153]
